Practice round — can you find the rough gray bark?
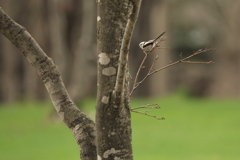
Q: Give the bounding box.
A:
[96,0,141,159]
[0,8,97,160]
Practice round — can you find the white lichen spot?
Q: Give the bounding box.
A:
[97,155,102,160]
[101,96,109,104]
[102,67,116,76]
[27,55,36,63]
[108,131,116,137]
[103,148,121,158]
[111,132,116,136]
[72,124,83,135]
[98,53,110,65]
[97,16,101,21]
[114,157,121,160]
[45,81,51,90]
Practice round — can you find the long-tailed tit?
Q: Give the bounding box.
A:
[139,32,166,52]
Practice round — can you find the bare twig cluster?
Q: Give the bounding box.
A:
[131,103,165,120]
[130,33,214,119]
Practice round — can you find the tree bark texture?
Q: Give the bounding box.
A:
[96,0,141,159]
[0,8,97,160]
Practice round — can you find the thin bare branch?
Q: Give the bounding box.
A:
[130,48,215,95]
[181,60,215,64]
[149,55,159,72]
[131,103,164,120]
[150,48,215,75]
[131,110,165,120]
[130,53,148,96]
[131,103,160,110]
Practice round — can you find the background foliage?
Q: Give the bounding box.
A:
[1,0,240,103]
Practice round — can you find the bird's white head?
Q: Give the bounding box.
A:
[139,42,145,50]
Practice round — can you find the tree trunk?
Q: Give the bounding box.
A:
[0,0,142,158]
[96,0,141,159]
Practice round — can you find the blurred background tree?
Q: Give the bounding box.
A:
[0,0,239,103]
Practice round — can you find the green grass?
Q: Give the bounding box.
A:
[131,94,240,160]
[0,94,240,160]
[0,101,79,160]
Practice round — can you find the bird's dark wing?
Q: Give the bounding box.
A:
[143,40,155,47]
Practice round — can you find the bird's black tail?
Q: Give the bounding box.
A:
[153,31,166,42]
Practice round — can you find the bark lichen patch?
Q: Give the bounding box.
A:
[101,96,109,104]
[103,148,121,158]
[114,157,121,160]
[98,52,110,65]
[97,16,101,21]
[111,132,116,135]
[26,54,36,63]
[97,155,102,160]
[72,124,83,135]
[102,67,116,76]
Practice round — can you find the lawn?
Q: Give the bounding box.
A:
[0,94,240,160]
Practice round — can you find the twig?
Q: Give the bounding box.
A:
[131,103,160,110]
[130,48,215,95]
[130,55,159,95]
[131,110,165,120]
[131,103,165,120]
[149,55,159,72]
[149,48,214,75]
[181,61,215,64]
[130,53,148,96]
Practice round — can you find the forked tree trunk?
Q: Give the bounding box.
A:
[0,0,142,159]
[96,0,141,159]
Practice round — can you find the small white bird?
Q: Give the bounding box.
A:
[139,32,166,52]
